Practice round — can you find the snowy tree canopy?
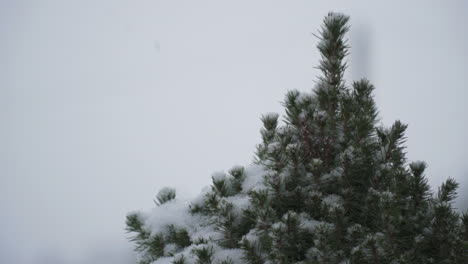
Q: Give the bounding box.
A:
[126,12,468,264]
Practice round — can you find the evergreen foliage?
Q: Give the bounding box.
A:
[126,12,468,263]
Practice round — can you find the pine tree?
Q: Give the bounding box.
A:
[126,12,468,264]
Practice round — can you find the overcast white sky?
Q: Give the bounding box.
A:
[1,1,467,263]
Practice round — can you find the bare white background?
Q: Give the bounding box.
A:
[1,1,467,263]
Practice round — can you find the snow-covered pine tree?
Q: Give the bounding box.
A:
[126,12,468,264]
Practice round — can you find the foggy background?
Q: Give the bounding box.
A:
[1,1,467,263]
